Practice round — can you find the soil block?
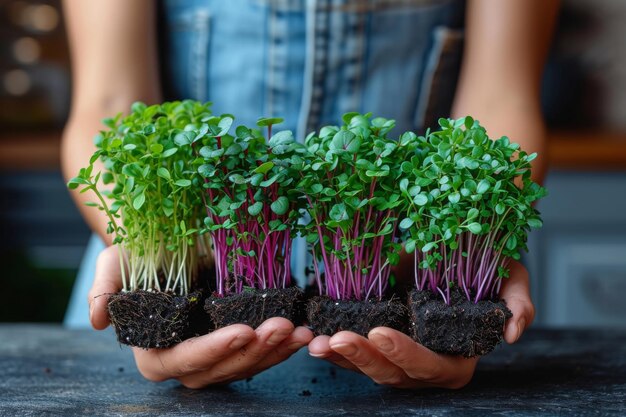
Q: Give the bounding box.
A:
[205,287,304,329]
[107,290,208,349]
[409,289,512,357]
[306,296,408,337]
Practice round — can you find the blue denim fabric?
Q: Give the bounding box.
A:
[65,0,465,328]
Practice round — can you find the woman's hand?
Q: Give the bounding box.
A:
[308,261,534,389]
[89,246,313,388]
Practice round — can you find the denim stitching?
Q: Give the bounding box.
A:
[306,0,330,132]
[414,25,464,130]
[297,0,318,140]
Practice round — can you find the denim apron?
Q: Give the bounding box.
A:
[64,0,465,328]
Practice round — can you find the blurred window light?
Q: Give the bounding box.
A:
[13,37,41,64]
[3,69,32,96]
[21,4,59,32]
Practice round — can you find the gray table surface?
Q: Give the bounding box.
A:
[0,324,624,416]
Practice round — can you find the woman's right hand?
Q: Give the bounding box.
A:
[89,246,313,388]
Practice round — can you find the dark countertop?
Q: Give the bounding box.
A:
[0,325,624,416]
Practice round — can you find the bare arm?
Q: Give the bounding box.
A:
[62,2,312,388]
[61,0,162,244]
[452,0,560,183]
[312,0,559,389]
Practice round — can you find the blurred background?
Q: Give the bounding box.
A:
[0,0,624,327]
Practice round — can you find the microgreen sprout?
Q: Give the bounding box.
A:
[196,117,306,296]
[400,117,546,304]
[68,100,213,295]
[299,113,414,301]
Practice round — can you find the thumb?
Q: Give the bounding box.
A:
[499,260,535,344]
[88,245,123,330]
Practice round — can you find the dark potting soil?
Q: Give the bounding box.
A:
[205,287,305,329]
[306,296,408,337]
[107,290,208,349]
[409,289,512,357]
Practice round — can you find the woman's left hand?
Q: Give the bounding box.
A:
[308,261,535,389]
[309,328,479,389]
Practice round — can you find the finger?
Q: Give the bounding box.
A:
[308,335,361,372]
[186,317,294,386]
[243,326,314,377]
[368,327,478,389]
[499,261,535,344]
[329,331,412,387]
[88,245,123,330]
[133,324,255,382]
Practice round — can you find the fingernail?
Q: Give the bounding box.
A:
[516,318,527,342]
[330,343,357,357]
[309,352,326,358]
[266,328,291,346]
[229,333,252,349]
[370,333,394,352]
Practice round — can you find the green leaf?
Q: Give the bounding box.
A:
[257,117,284,127]
[269,130,294,148]
[400,131,417,146]
[413,193,428,206]
[248,201,263,216]
[448,192,460,204]
[366,169,390,177]
[422,242,437,252]
[404,239,416,253]
[467,208,479,220]
[330,130,359,153]
[468,222,482,234]
[260,174,279,187]
[270,196,289,215]
[162,148,177,158]
[342,112,359,125]
[174,131,193,146]
[506,235,518,250]
[133,193,145,210]
[216,117,233,136]
[254,161,274,174]
[329,203,349,222]
[235,125,250,138]
[477,179,490,194]
[399,178,409,193]
[528,218,543,228]
[224,143,243,156]
[198,164,215,178]
[399,218,414,230]
[228,174,246,184]
[306,233,319,244]
[157,167,171,180]
[67,177,89,189]
[174,179,191,187]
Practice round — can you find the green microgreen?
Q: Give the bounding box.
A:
[298,113,415,301]
[67,100,213,295]
[400,117,546,303]
[196,117,306,296]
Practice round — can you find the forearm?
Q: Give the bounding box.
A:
[61,0,162,242]
[451,94,547,184]
[450,0,559,185]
